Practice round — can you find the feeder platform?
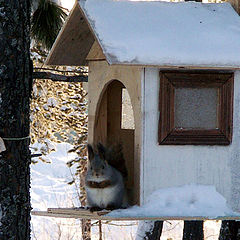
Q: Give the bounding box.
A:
[31,208,240,221]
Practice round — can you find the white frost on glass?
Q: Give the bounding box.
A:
[108,185,238,218]
[79,0,240,67]
[174,88,218,129]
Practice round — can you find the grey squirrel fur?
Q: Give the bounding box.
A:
[85,143,126,211]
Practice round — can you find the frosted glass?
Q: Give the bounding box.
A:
[174,88,218,129]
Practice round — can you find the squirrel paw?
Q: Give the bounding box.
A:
[89,206,103,212]
[105,205,118,211]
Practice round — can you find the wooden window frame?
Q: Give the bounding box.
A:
[158,71,234,145]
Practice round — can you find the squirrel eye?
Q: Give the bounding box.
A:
[102,166,105,169]
[90,166,93,170]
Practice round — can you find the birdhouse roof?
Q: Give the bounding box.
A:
[46,0,240,69]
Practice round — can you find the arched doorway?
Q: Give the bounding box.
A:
[94,80,136,204]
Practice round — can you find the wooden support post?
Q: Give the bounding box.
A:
[99,220,103,240]
[219,220,240,240]
[182,221,204,240]
[82,219,91,240]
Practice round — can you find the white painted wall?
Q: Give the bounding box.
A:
[142,68,240,212]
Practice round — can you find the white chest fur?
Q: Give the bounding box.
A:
[86,185,119,208]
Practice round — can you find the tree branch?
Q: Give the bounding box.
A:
[34,67,88,74]
[33,71,88,82]
[31,154,42,158]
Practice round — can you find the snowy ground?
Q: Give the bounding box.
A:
[31,142,222,239]
[30,142,138,240]
[31,142,82,240]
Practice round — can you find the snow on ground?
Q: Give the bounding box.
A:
[30,142,224,239]
[31,142,79,210]
[31,142,83,240]
[30,142,137,239]
[109,185,237,218]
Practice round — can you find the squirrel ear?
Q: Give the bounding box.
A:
[87,144,94,161]
[97,142,106,160]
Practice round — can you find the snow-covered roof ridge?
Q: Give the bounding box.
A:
[79,0,240,68]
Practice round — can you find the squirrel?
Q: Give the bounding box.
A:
[85,143,127,211]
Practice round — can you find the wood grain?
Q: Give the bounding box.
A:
[46,3,94,66]
[31,208,240,221]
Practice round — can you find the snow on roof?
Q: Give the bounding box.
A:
[79,0,240,68]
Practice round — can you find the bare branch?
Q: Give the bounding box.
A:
[34,67,88,74]
[31,154,42,158]
[33,72,88,82]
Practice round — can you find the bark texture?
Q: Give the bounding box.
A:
[219,220,240,240]
[136,220,163,240]
[182,221,204,240]
[0,1,32,239]
[144,221,163,240]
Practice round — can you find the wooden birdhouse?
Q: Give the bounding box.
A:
[46,0,240,213]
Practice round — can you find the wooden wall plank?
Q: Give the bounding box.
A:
[46,3,94,66]
[86,41,106,61]
[88,61,143,205]
[94,89,108,145]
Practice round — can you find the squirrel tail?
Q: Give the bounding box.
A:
[98,143,128,180]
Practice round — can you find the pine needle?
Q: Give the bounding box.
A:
[31,0,67,50]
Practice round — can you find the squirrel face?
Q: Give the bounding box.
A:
[87,143,110,180]
[89,154,108,178]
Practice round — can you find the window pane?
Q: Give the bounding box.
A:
[174,88,218,129]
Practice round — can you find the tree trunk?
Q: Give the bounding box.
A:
[145,221,163,240]
[219,220,240,240]
[182,221,204,240]
[136,220,163,240]
[82,219,91,240]
[0,1,32,239]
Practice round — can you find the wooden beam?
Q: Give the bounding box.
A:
[33,72,88,82]
[31,208,240,221]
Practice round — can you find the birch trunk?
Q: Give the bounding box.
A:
[136,220,163,240]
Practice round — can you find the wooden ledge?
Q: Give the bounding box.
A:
[31,208,240,221]
[32,208,109,220]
